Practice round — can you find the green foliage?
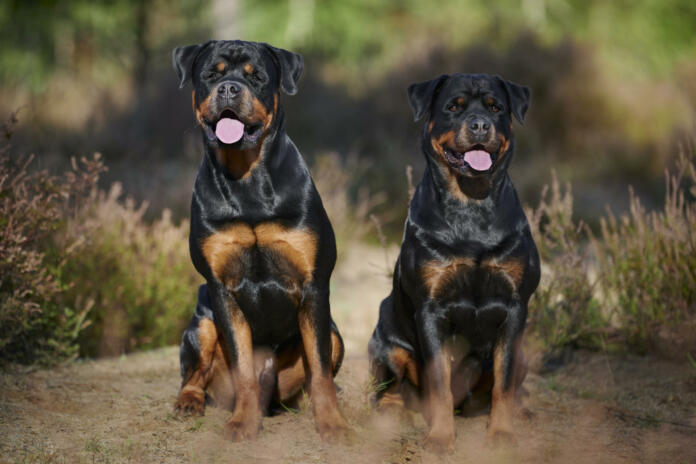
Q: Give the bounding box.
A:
[542,0,696,78]
[0,117,104,365]
[61,184,200,357]
[0,0,210,91]
[593,148,696,351]
[242,0,696,83]
[0,113,200,364]
[526,172,604,349]
[527,146,696,356]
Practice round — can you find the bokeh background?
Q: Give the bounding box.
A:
[1,0,695,362]
[3,0,696,222]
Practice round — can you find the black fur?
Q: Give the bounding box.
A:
[173,40,345,440]
[369,73,540,451]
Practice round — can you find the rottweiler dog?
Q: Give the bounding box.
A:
[171,40,347,442]
[368,74,540,453]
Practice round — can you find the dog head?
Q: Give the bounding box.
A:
[408,73,530,196]
[173,40,303,150]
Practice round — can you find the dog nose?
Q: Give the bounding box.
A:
[218,82,241,97]
[468,117,490,136]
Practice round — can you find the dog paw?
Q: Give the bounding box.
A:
[423,430,455,454]
[316,414,350,443]
[486,429,517,448]
[223,416,261,441]
[174,388,205,416]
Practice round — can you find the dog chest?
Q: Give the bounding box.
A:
[200,222,317,289]
[420,255,526,301]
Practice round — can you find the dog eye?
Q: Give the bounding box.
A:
[248,71,266,85]
[491,105,500,113]
[203,70,221,80]
[447,104,458,112]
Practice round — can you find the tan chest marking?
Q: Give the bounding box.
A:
[421,257,475,298]
[421,256,526,297]
[201,223,317,284]
[481,257,525,290]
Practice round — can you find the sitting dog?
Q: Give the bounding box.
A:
[368,73,540,452]
[172,40,347,442]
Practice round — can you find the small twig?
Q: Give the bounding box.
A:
[370,214,392,277]
[405,165,415,202]
[599,334,616,388]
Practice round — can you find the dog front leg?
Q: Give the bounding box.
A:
[208,282,262,441]
[298,285,348,442]
[487,309,525,445]
[417,309,455,454]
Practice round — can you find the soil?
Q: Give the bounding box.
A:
[2,244,696,463]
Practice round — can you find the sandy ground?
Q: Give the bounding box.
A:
[2,244,696,463]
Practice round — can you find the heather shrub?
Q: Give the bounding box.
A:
[527,146,696,358]
[0,117,104,364]
[526,172,604,349]
[593,148,696,355]
[1,114,200,363]
[61,184,200,357]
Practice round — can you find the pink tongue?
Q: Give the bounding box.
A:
[464,150,492,171]
[215,118,244,144]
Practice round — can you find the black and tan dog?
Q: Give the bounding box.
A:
[368,74,540,452]
[171,40,347,442]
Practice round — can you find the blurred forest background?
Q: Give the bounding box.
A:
[1,0,695,363]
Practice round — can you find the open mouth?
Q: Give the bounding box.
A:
[204,109,262,145]
[444,144,495,173]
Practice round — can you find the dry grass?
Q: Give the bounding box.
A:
[1,264,695,463]
[61,183,201,357]
[526,172,603,349]
[527,144,696,359]
[593,147,696,355]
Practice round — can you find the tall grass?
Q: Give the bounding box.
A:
[61,184,200,357]
[312,152,384,248]
[527,145,696,358]
[525,173,604,349]
[1,115,200,363]
[593,148,696,355]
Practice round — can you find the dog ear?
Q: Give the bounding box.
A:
[407,75,449,122]
[172,42,212,89]
[498,77,531,125]
[264,44,304,95]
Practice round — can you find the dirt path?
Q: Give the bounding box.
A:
[2,244,696,463]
